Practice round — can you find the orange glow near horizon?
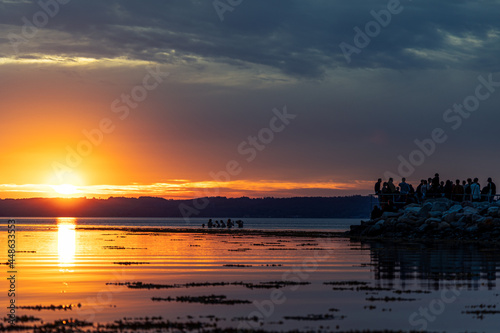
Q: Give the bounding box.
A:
[0,179,373,199]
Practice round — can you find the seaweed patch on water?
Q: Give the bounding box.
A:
[393,289,431,294]
[16,251,36,253]
[0,319,92,332]
[108,281,241,289]
[324,281,369,286]
[283,313,345,321]
[108,280,309,290]
[98,317,216,332]
[365,296,418,302]
[223,264,253,267]
[228,248,251,252]
[114,262,150,265]
[245,281,310,289]
[2,315,41,323]
[152,295,251,305]
[462,304,500,319]
[102,246,147,250]
[16,304,81,311]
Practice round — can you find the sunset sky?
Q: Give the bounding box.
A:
[2,0,500,199]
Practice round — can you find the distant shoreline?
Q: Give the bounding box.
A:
[0,196,370,218]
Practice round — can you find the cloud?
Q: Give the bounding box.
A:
[1,0,499,79]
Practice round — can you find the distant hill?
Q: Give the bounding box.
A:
[0,196,371,218]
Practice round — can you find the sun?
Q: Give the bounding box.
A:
[51,184,79,195]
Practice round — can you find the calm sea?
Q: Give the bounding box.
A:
[0,217,361,231]
[0,217,499,332]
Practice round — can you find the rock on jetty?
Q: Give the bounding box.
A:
[349,198,500,242]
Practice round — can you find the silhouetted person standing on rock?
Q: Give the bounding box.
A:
[432,173,440,189]
[487,177,496,202]
[399,178,410,195]
[444,180,453,199]
[375,178,382,194]
[388,178,396,193]
[452,179,464,202]
[464,178,472,201]
[471,178,481,202]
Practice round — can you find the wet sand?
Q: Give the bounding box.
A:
[1,223,499,332]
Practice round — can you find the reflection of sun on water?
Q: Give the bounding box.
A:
[57,218,76,271]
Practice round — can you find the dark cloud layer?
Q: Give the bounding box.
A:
[2,0,500,78]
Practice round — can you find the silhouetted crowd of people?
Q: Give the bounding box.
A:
[373,173,497,214]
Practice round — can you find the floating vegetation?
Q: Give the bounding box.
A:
[228,248,251,252]
[365,296,418,302]
[2,315,40,323]
[357,286,392,292]
[223,264,253,267]
[113,262,150,266]
[15,251,36,253]
[462,304,500,319]
[102,246,147,250]
[0,318,93,332]
[108,280,309,290]
[245,281,310,289]
[98,317,214,332]
[393,289,431,294]
[76,226,347,239]
[267,248,297,251]
[16,304,81,311]
[283,313,345,321]
[190,244,201,247]
[324,281,369,286]
[152,295,251,305]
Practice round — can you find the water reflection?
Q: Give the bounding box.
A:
[359,240,500,290]
[57,218,76,271]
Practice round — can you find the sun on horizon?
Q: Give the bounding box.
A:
[51,184,79,196]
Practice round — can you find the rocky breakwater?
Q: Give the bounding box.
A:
[349,198,500,243]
